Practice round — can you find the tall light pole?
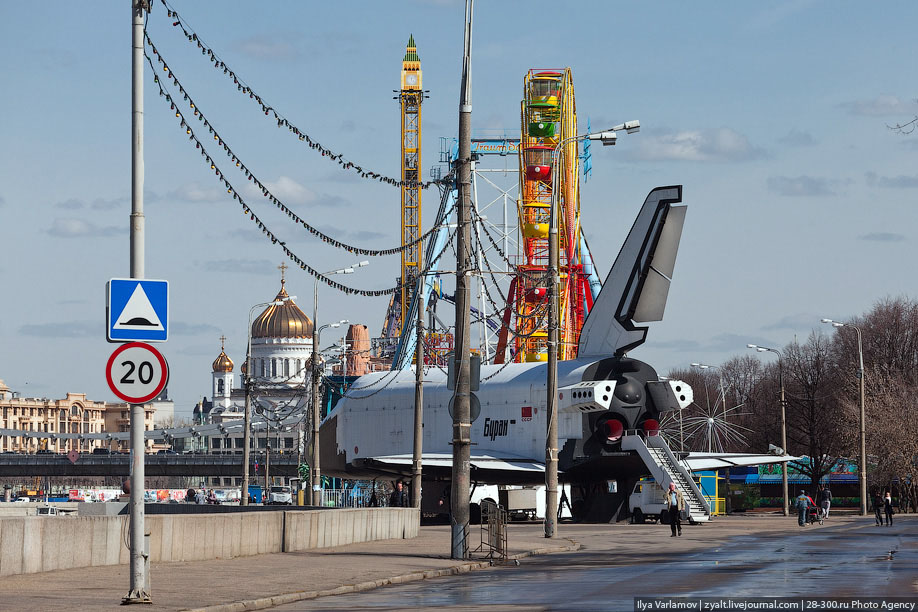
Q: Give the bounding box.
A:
[821,318,868,516]
[311,262,367,506]
[452,0,474,561]
[545,122,639,538]
[748,344,789,516]
[242,297,293,506]
[125,0,150,603]
[311,321,345,505]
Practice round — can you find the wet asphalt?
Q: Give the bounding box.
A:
[274,516,917,612]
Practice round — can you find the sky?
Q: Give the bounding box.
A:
[1,1,917,421]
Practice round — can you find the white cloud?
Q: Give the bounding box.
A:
[47,218,124,238]
[841,95,917,117]
[630,127,763,162]
[169,182,225,203]
[254,175,314,206]
[766,175,835,197]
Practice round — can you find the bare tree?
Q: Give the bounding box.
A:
[782,332,852,489]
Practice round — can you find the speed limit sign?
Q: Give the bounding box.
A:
[106,342,169,404]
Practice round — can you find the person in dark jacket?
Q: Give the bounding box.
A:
[389,480,410,508]
[873,490,884,526]
[816,484,832,519]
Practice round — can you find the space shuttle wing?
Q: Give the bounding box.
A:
[355,452,546,484]
[681,452,801,472]
[578,186,686,357]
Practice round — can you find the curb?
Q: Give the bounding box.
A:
[183,540,580,612]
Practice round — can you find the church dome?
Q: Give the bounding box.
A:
[251,281,313,339]
[212,350,234,373]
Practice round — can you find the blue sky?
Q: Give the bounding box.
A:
[1,1,916,419]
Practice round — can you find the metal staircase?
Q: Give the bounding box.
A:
[622,431,711,522]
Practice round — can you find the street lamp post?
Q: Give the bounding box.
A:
[311,320,346,506]
[545,121,639,538]
[311,262,365,506]
[821,318,868,516]
[242,296,294,506]
[748,344,789,516]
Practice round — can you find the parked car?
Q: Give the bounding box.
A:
[267,486,293,505]
[13,496,30,503]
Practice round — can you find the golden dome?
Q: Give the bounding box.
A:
[251,282,313,339]
[212,350,234,373]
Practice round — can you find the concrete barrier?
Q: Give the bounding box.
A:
[0,508,418,577]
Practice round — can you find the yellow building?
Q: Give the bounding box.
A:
[0,379,162,453]
[0,383,106,453]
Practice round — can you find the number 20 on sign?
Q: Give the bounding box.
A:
[106,342,169,404]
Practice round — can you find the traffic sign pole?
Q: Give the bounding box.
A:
[125,2,150,602]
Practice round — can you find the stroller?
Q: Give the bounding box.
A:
[806,498,824,525]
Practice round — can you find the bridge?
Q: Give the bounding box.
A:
[0,453,300,477]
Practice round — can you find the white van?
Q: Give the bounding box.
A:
[628,481,668,524]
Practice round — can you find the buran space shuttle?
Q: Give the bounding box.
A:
[319,186,791,519]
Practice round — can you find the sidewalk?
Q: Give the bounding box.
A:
[0,514,845,612]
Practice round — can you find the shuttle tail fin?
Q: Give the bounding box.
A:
[578,185,686,357]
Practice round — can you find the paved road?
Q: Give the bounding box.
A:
[276,517,918,611]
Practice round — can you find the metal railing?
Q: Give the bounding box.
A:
[475,499,508,563]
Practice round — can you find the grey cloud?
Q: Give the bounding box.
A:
[202,259,277,275]
[177,344,227,357]
[232,34,300,61]
[53,196,129,210]
[778,129,816,147]
[48,218,124,238]
[766,175,834,197]
[865,171,918,189]
[629,127,764,162]
[645,339,702,352]
[841,95,917,117]
[19,321,98,338]
[91,197,127,210]
[170,321,222,336]
[313,194,349,208]
[315,224,390,242]
[761,314,819,332]
[0,195,5,207]
[55,198,84,209]
[228,229,264,243]
[859,232,906,243]
[351,230,387,241]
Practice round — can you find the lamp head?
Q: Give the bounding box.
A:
[820,318,833,324]
[746,344,758,349]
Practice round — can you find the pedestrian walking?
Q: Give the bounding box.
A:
[871,490,882,525]
[884,490,894,526]
[795,490,810,527]
[816,484,832,519]
[663,482,685,537]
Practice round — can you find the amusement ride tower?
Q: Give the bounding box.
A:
[397,35,423,335]
[496,69,588,363]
